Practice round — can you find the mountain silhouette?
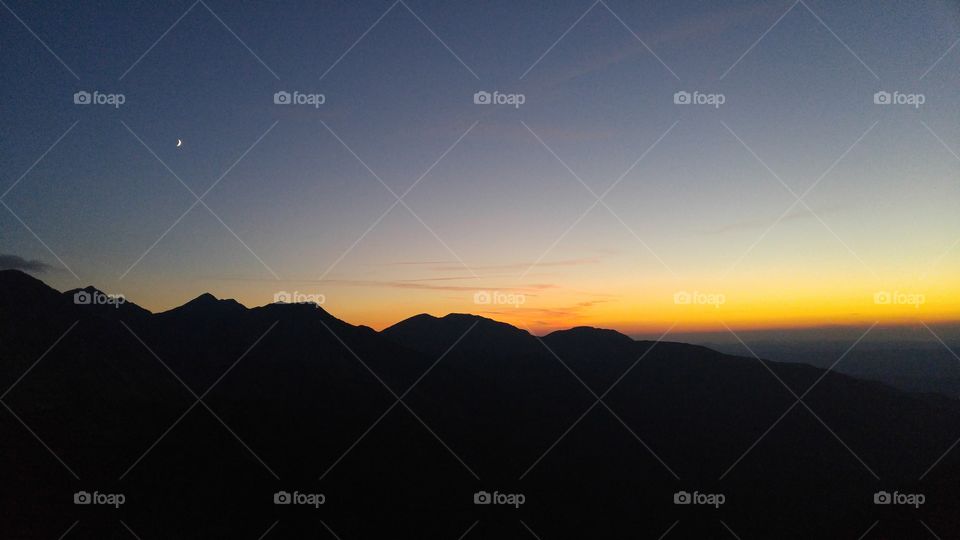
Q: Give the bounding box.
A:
[1,270,958,539]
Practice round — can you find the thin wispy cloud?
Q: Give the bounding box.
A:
[0,254,52,273]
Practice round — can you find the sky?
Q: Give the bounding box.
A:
[1,0,958,337]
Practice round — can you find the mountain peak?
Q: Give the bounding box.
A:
[0,268,47,289]
[159,293,246,317]
[382,312,537,358]
[545,326,634,343]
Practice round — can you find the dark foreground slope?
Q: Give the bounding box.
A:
[1,270,958,539]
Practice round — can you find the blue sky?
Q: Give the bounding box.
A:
[1,0,958,333]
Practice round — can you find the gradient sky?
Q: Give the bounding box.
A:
[2,0,958,336]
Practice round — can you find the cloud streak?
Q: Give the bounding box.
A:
[0,254,52,273]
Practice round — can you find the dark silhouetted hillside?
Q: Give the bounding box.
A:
[1,270,958,539]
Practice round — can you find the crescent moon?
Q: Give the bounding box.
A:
[176,139,182,148]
